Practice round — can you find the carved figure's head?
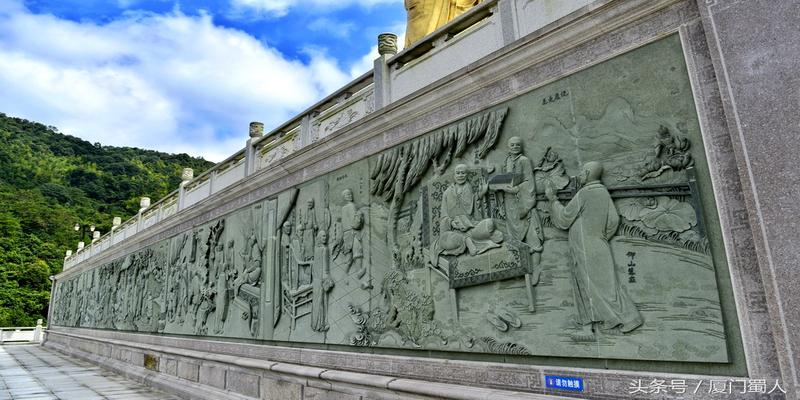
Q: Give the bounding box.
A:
[507,136,523,155]
[545,148,558,162]
[579,161,603,186]
[342,189,353,202]
[307,198,315,209]
[454,164,468,185]
[282,220,292,234]
[657,125,673,145]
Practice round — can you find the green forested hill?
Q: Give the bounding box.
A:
[0,112,214,326]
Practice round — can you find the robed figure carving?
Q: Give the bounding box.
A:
[546,161,643,341]
[494,137,544,261]
[310,230,334,332]
[431,164,504,264]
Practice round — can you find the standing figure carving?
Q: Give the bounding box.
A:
[494,137,544,263]
[336,189,371,288]
[310,230,334,332]
[299,199,318,262]
[234,231,263,296]
[214,240,235,334]
[545,161,643,341]
[431,164,503,263]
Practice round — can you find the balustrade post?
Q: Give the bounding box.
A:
[110,216,121,244]
[497,0,519,45]
[374,33,397,110]
[177,168,193,212]
[245,122,263,177]
[137,197,150,233]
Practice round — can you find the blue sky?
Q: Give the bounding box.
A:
[0,0,406,161]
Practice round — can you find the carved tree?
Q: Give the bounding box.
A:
[370,107,508,253]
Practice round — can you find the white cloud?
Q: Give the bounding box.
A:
[0,4,371,162]
[229,0,401,19]
[308,17,356,39]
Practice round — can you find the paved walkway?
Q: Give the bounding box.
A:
[0,344,177,400]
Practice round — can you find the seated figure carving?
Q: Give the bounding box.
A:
[431,164,503,264]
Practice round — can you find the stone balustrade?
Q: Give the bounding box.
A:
[62,0,607,271]
[0,320,44,344]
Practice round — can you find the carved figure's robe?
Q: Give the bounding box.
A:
[299,209,317,261]
[503,153,543,251]
[341,202,364,267]
[310,244,332,332]
[550,181,643,332]
[432,182,502,263]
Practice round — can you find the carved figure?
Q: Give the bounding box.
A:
[404,0,481,47]
[640,126,692,179]
[534,147,569,192]
[431,164,503,263]
[546,161,643,341]
[494,136,544,256]
[234,231,263,296]
[299,199,318,261]
[310,230,334,332]
[213,240,235,334]
[280,220,294,290]
[336,189,370,288]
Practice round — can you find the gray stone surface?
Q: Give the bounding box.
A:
[303,387,360,400]
[199,363,226,389]
[696,0,800,398]
[177,360,200,382]
[262,378,303,400]
[0,344,177,400]
[227,370,260,398]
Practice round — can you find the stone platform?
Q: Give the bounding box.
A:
[0,344,176,400]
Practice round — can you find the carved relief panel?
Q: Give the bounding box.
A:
[52,34,731,363]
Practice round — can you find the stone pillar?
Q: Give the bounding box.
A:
[33,319,43,343]
[697,0,800,397]
[245,121,264,176]
[45,276,55,343]
[374,33,397,109]
[91,230,100,244]
[77,241,85,252]
[496,0,518,45]
[178,168,193,211]
[137,197,150,233]
[299,114,313,148]
[110,216,121,243]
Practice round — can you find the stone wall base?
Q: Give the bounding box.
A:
[43,330,563,400]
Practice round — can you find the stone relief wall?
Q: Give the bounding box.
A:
[52,35,731,363]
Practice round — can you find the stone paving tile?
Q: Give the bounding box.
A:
[0,345,178,400]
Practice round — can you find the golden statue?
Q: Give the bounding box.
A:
[404,0,481,48]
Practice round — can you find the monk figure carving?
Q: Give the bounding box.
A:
[546,161,643,341]
[431,164,504,264]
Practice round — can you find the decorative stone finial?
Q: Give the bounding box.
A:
[112,217,122,228]
[92,231,101,242]
[139,197,151,211]
[65,250,72,258]
[249,121,264,138]
[77,241,85,251]
[181,167,194,182]
[378,33,398,56]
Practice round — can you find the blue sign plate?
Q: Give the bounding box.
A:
[545,375,584,392]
